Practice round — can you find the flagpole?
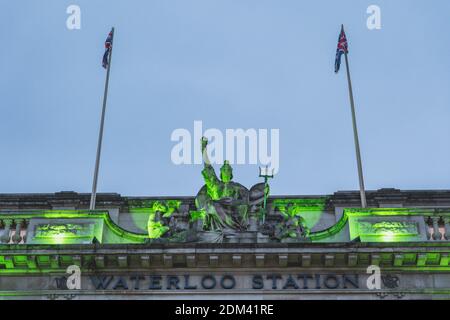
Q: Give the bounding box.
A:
[342,25,367,208]
[90,27,114,210]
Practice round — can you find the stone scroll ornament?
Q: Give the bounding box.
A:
[193,137,265,232]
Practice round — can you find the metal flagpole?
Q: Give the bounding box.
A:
[90,27,114,210]
[342,25,367,208]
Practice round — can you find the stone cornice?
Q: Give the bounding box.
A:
[0,243,449,273]
[2,189,450,211]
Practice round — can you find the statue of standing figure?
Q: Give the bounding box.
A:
[195,137,266,231]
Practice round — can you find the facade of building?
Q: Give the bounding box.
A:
[0,188,450,300]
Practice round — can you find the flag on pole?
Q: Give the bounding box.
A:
[102,29,114,69]
[334,26,348,73]
[91,27,114,210]
[333,24,368,208]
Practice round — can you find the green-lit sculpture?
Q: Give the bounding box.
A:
[194,137,268,232]
[195,137,250,230]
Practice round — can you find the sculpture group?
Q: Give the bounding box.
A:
[146,137,309,243]
[195,137,267,231]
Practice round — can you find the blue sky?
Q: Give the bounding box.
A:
[1,0,449,196]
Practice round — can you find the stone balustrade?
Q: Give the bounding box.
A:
[0,219,28,244]
[425,216,448,241]
[1,208,450,245]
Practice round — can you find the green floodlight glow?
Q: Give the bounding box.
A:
[147,212,169,239]
[343,208,436,242]
[50,233,66,244]
[380,231,395,242]
[128,199,181,237]
[0,209,150,244]
[272,198,328,231]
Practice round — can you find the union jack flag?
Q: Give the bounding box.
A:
[102,29,114,69]
[334,26,348,73]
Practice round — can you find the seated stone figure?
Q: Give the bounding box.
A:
[195,137,262,231]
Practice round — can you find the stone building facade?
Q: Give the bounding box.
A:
[0,188,449,299]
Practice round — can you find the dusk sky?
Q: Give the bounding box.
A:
[1,0,449,196]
